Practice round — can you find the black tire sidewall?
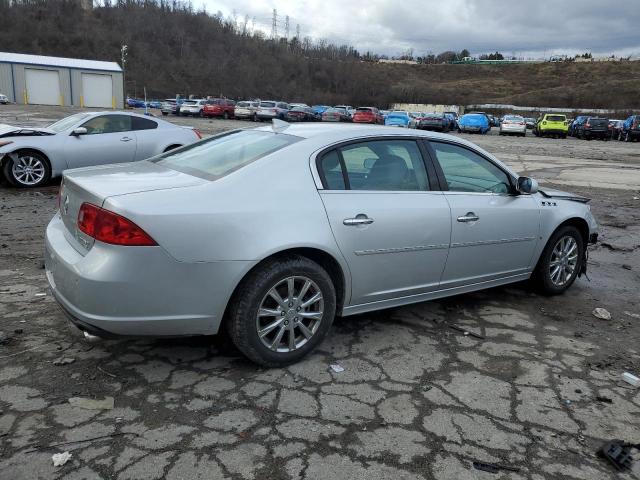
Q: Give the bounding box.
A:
[534,226,584,295]
[228,256,336,367]
[4,151,51,188]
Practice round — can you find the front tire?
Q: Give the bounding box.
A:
[3,150,51,188]
[533,226,584,295]
[227,255,336,367]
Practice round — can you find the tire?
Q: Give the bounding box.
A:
[226,255,337,367]
[3,150,51,188]
[162,112,168,116]
[223,111,229,120]
[624,132,630,142]
[532,225,585,295]
[253,114,258,122]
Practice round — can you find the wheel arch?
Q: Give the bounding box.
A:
[223,246,348,324]
[534,216,590,270]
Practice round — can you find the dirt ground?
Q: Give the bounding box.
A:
[1,105,639,479]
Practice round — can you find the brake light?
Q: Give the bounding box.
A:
[77,203,157,246]
[193,129,202,139]
[585,123,591,128]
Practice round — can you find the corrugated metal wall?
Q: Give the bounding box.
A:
[0,63,123,108]
[0,63,15,102]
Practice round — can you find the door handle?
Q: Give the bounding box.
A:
[120,137,133,142]
[343,214,374,226]
[457,212,479,223]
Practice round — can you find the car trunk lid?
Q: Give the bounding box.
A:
[59,161,207,254]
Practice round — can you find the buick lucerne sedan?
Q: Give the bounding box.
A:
[0,112,201,187]
[45,122,598,366]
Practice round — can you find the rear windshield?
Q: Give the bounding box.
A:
[237,101,251,107]
[260,101,276,108]
[154,130,301,181]
[546,115,566,122]
[356,108,373,112]
[504,115,523,121]
[183,101,197,105]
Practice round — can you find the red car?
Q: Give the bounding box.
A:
[352,107,383,124]
[202,98,236,119]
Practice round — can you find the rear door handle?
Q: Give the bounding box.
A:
[344,214,374,226]
[120,136,133,142]
[457,212,479,222]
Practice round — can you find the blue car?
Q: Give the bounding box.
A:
[126,97,145,108]
[457,113,490,134]
[311,105,331,116]
[620,114,640,142]
[384,111,415,128]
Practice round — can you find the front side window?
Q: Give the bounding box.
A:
[430,142,511,194]
[319,139,429,191]
[154,130,300,180]
[81,115,132,135]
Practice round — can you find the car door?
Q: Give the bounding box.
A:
[427,140,540,288]
[317,138,451,306]
[64,114,137,169]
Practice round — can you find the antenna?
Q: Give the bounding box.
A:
[271,9,278,39]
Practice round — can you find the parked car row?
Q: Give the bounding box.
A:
[566,114,640,141]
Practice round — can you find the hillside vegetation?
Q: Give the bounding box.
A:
[1,0,639,110]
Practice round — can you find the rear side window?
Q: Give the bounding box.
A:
[131,116,158,130]
[155,130,300,181]
[318,140,429,191]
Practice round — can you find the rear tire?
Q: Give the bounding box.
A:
[3,150,51,188]
[532,226,584,295]
[226,255,336,367]
[223,111,229,120]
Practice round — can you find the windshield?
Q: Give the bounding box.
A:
[183,101,197,105]
[504,115,523,121]
[237,102,251,107]
[260,101,276,108]
[154,130,301,181]
[48,113,92,133]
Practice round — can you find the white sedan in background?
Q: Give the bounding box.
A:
[0,111,201,187]
[500,115,527,136]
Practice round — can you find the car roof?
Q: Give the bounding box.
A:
[76,111,176,126]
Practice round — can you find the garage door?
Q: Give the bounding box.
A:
[25,69,61,106]
[82,73,113,108]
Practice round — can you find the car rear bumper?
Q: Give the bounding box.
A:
[539,128,568,135]
[500,125,526,133]
[44,214,254,337]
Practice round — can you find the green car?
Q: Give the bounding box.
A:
[534,114,569,138]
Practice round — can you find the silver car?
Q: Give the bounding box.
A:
[45,123,598,366]
[234,100,260,121]
[0,111,200,187]
[500,115,527,136]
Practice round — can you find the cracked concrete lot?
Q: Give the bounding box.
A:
[1,106,640,479]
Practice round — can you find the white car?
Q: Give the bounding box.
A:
[179,99,207,116]
[0,111,201,187]
[499,115,527,137]
[0,93,8,104]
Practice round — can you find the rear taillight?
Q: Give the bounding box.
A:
[194,129,202,139]
[585,123,591,128]
[77,203,157,246]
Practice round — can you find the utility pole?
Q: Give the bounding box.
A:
[120,44,128,109]
[296,24,300,39]
[271,9,278,39]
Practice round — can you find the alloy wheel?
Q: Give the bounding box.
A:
[12,155,46,186]
[549,236,578,287]
[256,276,324,353]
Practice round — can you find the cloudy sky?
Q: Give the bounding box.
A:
[200,0,640,58]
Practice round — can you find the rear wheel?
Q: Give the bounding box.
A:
[223,111,229,120]
[3,150,51,188]
[533,226,584,295]
[227,255,336,367]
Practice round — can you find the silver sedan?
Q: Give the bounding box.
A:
[0,111,201,187]
[45,122,598,366]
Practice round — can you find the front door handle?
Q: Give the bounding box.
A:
[343,214,374,226]
[120,136,133,142]
[457,212,479,223]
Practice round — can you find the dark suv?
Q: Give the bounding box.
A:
[620,115,640,142]
[575,117,609,140]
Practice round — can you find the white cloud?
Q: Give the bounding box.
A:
[200,0,640,58]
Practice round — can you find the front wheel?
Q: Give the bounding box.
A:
[3,150,51,188]
[532,226,584,295]
[226,255,336,367]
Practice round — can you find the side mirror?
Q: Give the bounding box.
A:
[71,127,87,136]
[516,176,538,194]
